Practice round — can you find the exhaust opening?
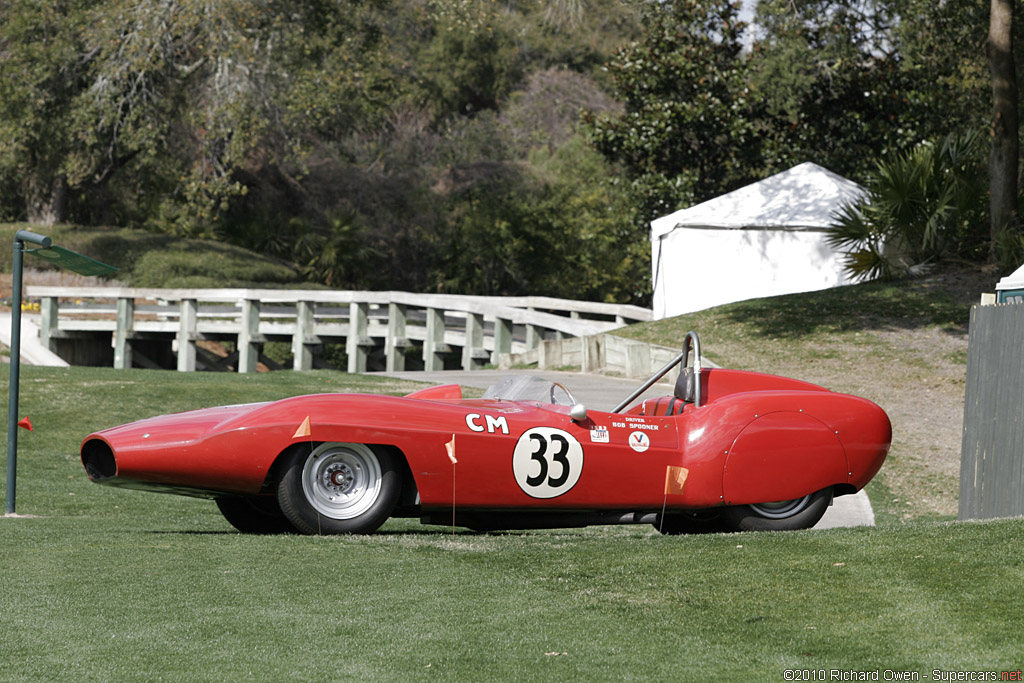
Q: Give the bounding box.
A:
[81,439,117,481]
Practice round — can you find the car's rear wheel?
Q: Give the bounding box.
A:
[277,442,400,535]
[720,488,832,531]
[215,495,296,534]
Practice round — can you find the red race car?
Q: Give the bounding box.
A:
[80,332,891,535]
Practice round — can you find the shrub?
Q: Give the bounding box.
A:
[827,130,988,280]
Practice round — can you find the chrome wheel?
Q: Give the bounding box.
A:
[301,442,383,519]
[277,442,400,535]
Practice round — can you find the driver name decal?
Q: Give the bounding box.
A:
[465,413,510,434]
[512,427,584,499]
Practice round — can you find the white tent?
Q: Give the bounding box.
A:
[649,162,867,320]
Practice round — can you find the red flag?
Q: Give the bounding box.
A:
[664,465,688,495]
[17,416,33,432]
[445,434,457,464]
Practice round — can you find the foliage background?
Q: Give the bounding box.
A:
[1,0,1020,300]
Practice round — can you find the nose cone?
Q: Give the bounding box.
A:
[81,438,116,481]
[79,402,271,489]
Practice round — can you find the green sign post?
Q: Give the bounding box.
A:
[5,230,117,515]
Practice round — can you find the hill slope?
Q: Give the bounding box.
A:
[1,224,300,288]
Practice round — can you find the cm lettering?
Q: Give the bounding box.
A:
[465,413,510,434]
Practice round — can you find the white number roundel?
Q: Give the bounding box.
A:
[512,427,584,499]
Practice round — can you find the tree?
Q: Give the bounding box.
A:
[585,0,755,225]
[0,0,93,225]
[987,0,1019,257]
[0,0,393,232]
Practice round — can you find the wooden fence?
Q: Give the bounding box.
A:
[959,302,1024,520]
[499,332,703,382]
[26,286,651,374]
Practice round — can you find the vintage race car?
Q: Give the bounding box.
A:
[80,332,891,535]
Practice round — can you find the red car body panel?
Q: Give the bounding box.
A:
[81,367,892,520]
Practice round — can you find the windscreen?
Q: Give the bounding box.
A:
[481,375,573,405]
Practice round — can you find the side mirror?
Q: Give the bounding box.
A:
[569,403,588,422]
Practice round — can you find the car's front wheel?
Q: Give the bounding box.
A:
[277,442,400,535]
[720,488,832,532]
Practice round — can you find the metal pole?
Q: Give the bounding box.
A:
[6,238,24,514]
[6,230,50,515]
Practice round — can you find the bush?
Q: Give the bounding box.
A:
[130,244,299,288]
[827,129,988,280]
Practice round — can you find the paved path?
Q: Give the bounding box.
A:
[374,369,874,530]
[0,313,68,367]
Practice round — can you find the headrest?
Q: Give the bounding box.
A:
[674,367,697,403]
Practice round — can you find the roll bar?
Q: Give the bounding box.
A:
[611,331,702,413]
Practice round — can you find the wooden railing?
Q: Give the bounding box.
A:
[26,287,652,373]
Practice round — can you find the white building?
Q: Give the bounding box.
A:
[649,162,868,320]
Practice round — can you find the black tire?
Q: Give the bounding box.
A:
[277,442,400,535]
[215,495,297,534]
[720,488,833,532]
[654,509,727,535]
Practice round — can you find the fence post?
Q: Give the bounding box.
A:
[177,299,197,372]
[238,299,261,373]
[491,317,513,364]
[525,307,541,351]
[582,334,604,373]
[347,301,370,373]
[39,296,59,351]
[424,307,447,371]
[292,300,317,371]
[538,338,562,370]
[385,303,408,372]
[463,312,487,371]
[114,296,134,369]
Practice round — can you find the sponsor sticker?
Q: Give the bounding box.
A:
[628,431,651,453]
[590,426,609,443]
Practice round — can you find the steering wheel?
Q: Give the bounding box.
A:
[550,382,577,406]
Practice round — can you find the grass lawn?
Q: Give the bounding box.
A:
[2,366,1023,680]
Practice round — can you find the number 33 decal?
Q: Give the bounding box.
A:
[512,427,584,498]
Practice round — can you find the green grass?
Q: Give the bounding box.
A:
[2,366,1023,680]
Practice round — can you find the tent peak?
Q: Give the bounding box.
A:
[650,162,867,239]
